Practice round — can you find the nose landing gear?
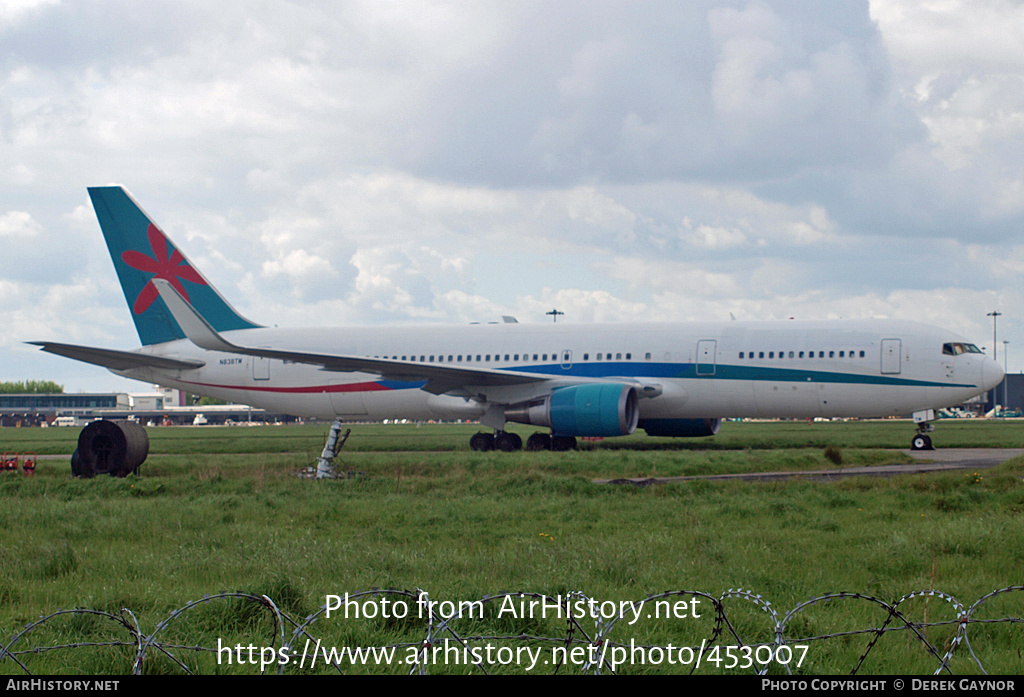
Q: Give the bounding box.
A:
[911,409,936,451]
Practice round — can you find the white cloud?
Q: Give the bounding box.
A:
[0,210,42,237]
[517,288,649,324]
[263,248,336,283]
[0,0,56,27]
[870,0,1024,222]
[871,0,1024,75]
[0,277,126,350]
[686,224,748,249]
[5,1,1024,387]
[599,256,743,300]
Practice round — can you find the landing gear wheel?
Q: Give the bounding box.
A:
[495,432,523,452]
[911,434,933,451]
[526,433,551,451]
[470,432,495,451]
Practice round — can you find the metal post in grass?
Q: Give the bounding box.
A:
[316,418,349,479]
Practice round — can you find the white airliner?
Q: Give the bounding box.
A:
[31,186,1004,452]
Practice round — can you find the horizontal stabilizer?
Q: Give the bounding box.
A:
[28,341,205,371]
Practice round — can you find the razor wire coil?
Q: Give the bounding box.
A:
[1,586,1020,675]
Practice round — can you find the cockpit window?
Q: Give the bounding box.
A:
[943,342,983,356]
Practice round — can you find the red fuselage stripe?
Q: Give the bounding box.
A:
[177,380,391,394]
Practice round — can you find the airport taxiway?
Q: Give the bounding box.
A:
[596,448,1024,485]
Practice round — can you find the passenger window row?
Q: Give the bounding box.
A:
[738,350,866,359]
[366,352,636,363]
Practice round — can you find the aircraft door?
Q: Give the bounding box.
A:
[696,340,717,375]
[561,350,572,370]
[252,356,270,381]
[881,339,902,374]
[330,390,368,416]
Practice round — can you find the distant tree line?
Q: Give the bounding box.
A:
[0,380,64,394]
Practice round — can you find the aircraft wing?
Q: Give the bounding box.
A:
[28,341,206,371]
[151,279,550,395]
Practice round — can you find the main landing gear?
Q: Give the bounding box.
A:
[469,431,577,452]
[911,409,936,451]
[469,431,522,452]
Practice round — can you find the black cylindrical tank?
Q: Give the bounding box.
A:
[72,420,149,478]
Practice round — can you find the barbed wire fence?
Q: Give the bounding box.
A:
[1,586,1020,675]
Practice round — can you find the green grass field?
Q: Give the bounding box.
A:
[0,419,1021,675]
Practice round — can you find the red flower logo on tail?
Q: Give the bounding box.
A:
[122,224,206,314]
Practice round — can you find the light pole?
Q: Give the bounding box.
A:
[988,311,1002,413]
[988,310,1002,363]
[1003,340,1009,414]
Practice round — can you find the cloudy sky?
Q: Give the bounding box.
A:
[2,0,1023,392]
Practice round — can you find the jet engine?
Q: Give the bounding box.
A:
[639,418,722,438]
[504,383,640,437]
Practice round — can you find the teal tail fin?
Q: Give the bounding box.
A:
[88,186,261,346]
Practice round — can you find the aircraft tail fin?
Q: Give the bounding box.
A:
[88,186,261,346]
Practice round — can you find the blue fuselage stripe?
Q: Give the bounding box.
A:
[374,362,975,391]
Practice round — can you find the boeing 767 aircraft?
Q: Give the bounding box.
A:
[31,186,1004,452]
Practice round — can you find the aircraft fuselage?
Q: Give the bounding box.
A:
[114,318,1000,424]
[35,186,1005,453]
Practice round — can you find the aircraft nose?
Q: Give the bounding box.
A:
[983,357,1005,391]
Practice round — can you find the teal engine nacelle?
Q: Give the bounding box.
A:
[639,418,721,437]
[505,383,640,437]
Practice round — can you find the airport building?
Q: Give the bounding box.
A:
[986,372,1024,414]
[0,387,300,427]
